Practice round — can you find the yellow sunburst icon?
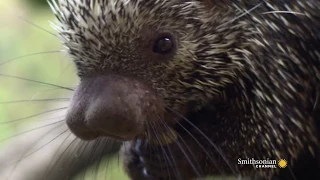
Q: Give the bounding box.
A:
[278,159,288,168]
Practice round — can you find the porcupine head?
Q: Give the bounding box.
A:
[49,0,320,179]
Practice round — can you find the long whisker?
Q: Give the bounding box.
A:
[0,74,74,91]
[89,138,102,165]
[0,50,62,66]
[17,16,58,37]
[105,142,115,180]
[163,144,183,180]
[0,107,67,124]
[94,138,110,180]
[217,2,264,29]
[0,98,70,104]
[14,129,69,163]
[80,140,101,180]
[0,119,65,143]
[68,140,90,177]
[262,11,305,16]
[165,107,238,175]
[150,120,182,180]
[146,120,173,180]
[5,124,68,180]
[80,139,106,180]
[43,133,76,178]
[156,119,202,178]
[172,116,226,176]
[31,88,73,100]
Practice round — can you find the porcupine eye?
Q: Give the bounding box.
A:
[153,37,174,54]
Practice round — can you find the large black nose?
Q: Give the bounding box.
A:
[65,74,164,141]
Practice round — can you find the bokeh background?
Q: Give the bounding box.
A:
[0,0,128,179]
[0,1,235,180]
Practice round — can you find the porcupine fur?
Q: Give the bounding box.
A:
[48,0,320,179]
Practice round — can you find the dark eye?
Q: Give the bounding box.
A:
[153,37,174,54]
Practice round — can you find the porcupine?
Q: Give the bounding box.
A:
[47,0,320,179]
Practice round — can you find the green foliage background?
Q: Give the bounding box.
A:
[0,0,128,179]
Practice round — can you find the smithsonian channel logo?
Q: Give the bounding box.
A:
[238,158,288,169]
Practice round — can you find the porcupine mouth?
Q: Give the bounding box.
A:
[132,139,177,179]
[131,104,216,179]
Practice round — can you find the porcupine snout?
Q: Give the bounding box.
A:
[65,74,165,141]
